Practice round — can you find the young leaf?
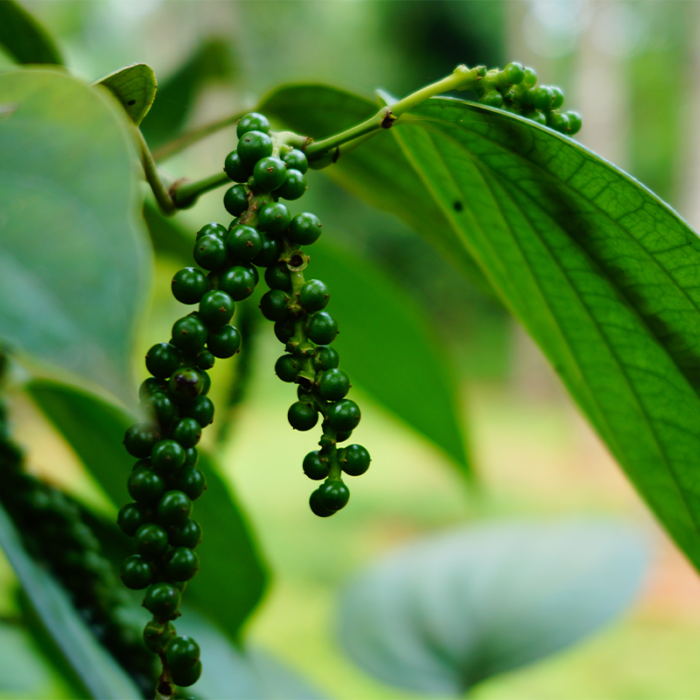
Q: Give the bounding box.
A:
[390,98,700,573]
[93,63,157,126]
[0,0,63,65]
[26,378,268,643]
[0,70,151,404]
[0,503,141,699]
[338,519,648,694]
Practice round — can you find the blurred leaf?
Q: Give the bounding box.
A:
[0,70,151,404]
[141,37,236,148]
[0,502,140,699]
[312,239,470,474]
[0,0,63,65]
[93,63,157,126]
[27,379,268,643]
[338,519,648,694]
[390,97,700,574]
[258,84,491,293]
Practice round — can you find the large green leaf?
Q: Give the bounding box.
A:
[27,379,268,643]
[0,0,63,65]
[338,519,648,694]
[93,63,157,126]
[258,84,490,291]
[388,98,700,572]
[0,70,151,403]
[0,502,140,699]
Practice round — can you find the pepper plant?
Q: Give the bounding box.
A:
[0,1,695,699]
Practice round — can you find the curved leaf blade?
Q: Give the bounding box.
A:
[0,502,140,699]
[338,519,648,694]
[93,63,157,126]
[389,98,700,572]
[0,70,151,403]
[0,0,63,65]
[27,379,268,642]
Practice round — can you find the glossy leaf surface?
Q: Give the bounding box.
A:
[93,63,157,125]
[338,519,648,694]
[0,70,151,403]
[0,0,63,65]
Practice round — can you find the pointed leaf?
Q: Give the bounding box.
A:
[93,63,157,126]
[27,378,268,642]
[0,70,151,403]
[0,0,63,65]
[390,98,700,572]
[338,519,648,694]
[0,502,140,699]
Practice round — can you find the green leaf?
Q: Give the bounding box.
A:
[0,0,63,65]
[93,63,157,126]
[0,70,151,404]
[27,378,268,642]
[390,98,700,573]
[312,239,470,473]
[141,38,236,148]
[338,519,648,694]
[0,502,141,699]
[258,84,491,292]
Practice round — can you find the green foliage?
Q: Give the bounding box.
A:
[0,0,63,65]
[93,64,157,126]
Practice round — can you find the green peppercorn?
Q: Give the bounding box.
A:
[265,263,292,291]
[318,368,350,401]
[327,399,361,432]
[224,151,251,183]
[172,418,202,449]
[307,311,338,345]
[550,86,565,110]
[309,489,335,517]
[198,290,235,328]
[165,548,200,582]
[318,479,350,511]
[171,315,208,354]
[172,467,206,502]
[303,451,330,481]
[193,234,228,271]
[503,62,525,85]
[299,279,329,312]
[119,554,153,590]
[171,660,202,687]
[134,523,169,558]
[275,354,299,383]
[274,320,295,344]
[565,111,582,135]
[139,377,168,402]
[169,518,202,549]
[282,148,308,174]
[196,223,227,240]
[143,582,181,618]
[124,423,160,458]
[144,392,179,428]
[172,268,209,305]
[226,225,262,262]
[253,156,288,192]
[258,202,291,236]
[117,502,153,537]
[196,350,216,371]
[313,346,340,370]
[169,368,205,402]
[339,444,371,476]
[223,185,249,217]
[143,620,176,654]
[252,232,282,268]
[524,111,547,126]
[128,467,165,503]
[207,324,242,358]
[288,212,322,246]
[182,395,215,427]
[260,290,291,322]
[523,66,537,87]
[288,401,318,431]
[237,130,273,166]
[548,111,570,133]
[157,491,192,526]
[276,169,307,200]
[219,265,257,301]
[479,91,503,108]
[237,112,270,137]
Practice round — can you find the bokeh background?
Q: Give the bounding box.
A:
[3,1,700,698]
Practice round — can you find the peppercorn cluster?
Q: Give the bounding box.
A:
[0,388,157,695]
[222,112,372,517]
[473,62,582,136]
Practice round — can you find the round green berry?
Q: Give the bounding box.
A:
[165,548,200,582]
[336,430,352,443]
[307,311,338,345]
[169,367,205,402]
[274,320,295,344]
[227,225,262,262]
[198,290,235,328]
[196,350,216,370]
[197,223,227,240]
[339,444,371,476]
[224,151,251,183]
[124,423,160,458]
[146,343,181,381]
[524,111,547,126]
[172,268,209,305]
[183,395,214,427]
[318,479,350,511]
[260,290,291,322]
[253,156,288,192]
[276,169,307,200]
[171,315,208,354]
[288,212,322,246]
[139,377,167,402]
[258,202,291,236]
[479,91,503,108]
[207,324,241,358]
[172,466,206,501]
[314,346,340,370]
[185,447,198,467]
[143,620,175,654]
[265,263,292,291]
[282,148,308,174]
[143,582,181,618]
[504,62,525,85]
[119,555,153,590]
[275,354,299,383]
[327,399,361,432]
[303,451,330,481]
[548,111,570,133]
[237,130,273,166]
[151,439,186,472]
[288,401,318,431]
[550,86,565,110]
[145,392,179,428]
[565,111,582,135]
[172,418,202,449]
[219,265,257,301]
[134,523,169,558]
[237,112,270,137]
[128,467,165,503]
[117,502,152,537]
[523,67,537,87]
[193,234,227,271]
[223,185,249,217]
[318,368,350,401]
[167,635,200,671]
[299,279,329,312]
[157,491,192,526]
[171,660,202,687]
[252,232,282,268]
[532,85,555,111]
[170,518,202,549]
[309,489,335,517]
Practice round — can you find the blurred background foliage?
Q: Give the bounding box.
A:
[3,1,700,698]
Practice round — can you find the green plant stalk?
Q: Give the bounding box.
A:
[137,128,176,215]
[170,171,229,209]
[153,113,241,163]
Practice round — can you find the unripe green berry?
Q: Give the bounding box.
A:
[237,112,270,137]
[167,635,201,670]
[143,582,181,618]
[171,315,208,354]
[165,548,200,582]
[253,233,282,270]
[274,320,295,343]
[151,439,186,472]
[145,391,179,428]
[339,444,371,476]
[504,62,525,85]
[479,91,503,108]
[157,491,192,526]
[303,451,330,481]
[128,467,165,503]
[185,447,198,466]
[307,311,338,345]
[171,660,202,687]
[565,111,582,135]
[134,523,169,558]
[327,399,361,432]
[143,620,175,654]
[281,148,308,174]
[288,212,322,246]
[550,86,565,110]
[523,67,537,87]
[224,151,251,183]
[145,343,181,381]
[532,85,555,111]
[237,130,273,166]
[170,518,202,549]
[124,423,160,458]
[172,268,209,305]
[223,185,249,217]
[219,265,257,301]
[139,377,167,402]
[318,368,350,401]
[299,279,329,312]
[275,354,299,383]
[169,367,205,402]
[288,401,318,431]
[183,395,215,427]
[314,346,340,370]
[336,430,353,443]
[260,290,291,322]
[265,263,292,291]
[276,169,307,200]
[199,289,235,328]
[318,479,350,511]
[172,466,206,502]
[196,223,227,240]
[119,554,153,590]
[227,225,262,262]
[196,350,216,371]
[309,489,335,517]
[524,111,547,126]
[172,418,202,449]
[193,234,227,271]
[207,324,241,358]
[258,202,291,236]
[253,156,288,192]
[117,502,152,537]
[548,111,570,133]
